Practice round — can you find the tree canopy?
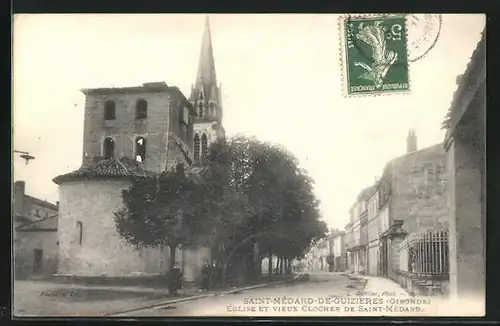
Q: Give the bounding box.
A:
[114,135,328,278]
[114,164,200,268]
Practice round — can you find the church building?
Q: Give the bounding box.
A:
[52,17,225,281]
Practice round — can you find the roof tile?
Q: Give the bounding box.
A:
[52,157,151,185]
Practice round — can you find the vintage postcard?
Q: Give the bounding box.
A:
[12,13,486,318]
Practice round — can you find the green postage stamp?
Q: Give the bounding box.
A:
[340,15,410,96]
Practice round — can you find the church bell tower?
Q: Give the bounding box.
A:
[190,16,226,165]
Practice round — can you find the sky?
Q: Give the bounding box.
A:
[12,14,485,230]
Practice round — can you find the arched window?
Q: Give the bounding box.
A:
[198,101,204,117]
[104,100,116,120]
[135,136,147,162]
[194,134,201,164]
[136,99,148,119]
[76,221,83,245]
[201,133,208,160]
[103,137,115,159]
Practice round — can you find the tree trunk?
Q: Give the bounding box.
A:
[267,252,273,279]
[221,262,228,289]
[169,245,177,269]
[276,257,281,275]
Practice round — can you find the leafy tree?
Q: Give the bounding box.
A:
[196,138,257,285]
[201,135,328,280]
[114,164,201,269]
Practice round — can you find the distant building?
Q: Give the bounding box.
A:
[442,30,485,302]
[13,181,59,278]
[329,230,346,272]
[52,17,224,282]
[344,221,354,272]
[346,186,376,274]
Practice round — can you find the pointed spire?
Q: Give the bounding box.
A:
[195,15,217,90]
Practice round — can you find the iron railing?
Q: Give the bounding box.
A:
[399,228,449,277]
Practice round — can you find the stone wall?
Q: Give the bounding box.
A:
[390,145,449,235]
[57,179,169,276]
[14,228,58,278]
[56,179,210,281]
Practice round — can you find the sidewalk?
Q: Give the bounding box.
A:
[362,276,410,297]
[106,272,308,317]
[14,274,305,317]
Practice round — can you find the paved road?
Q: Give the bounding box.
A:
[113,273,359,317]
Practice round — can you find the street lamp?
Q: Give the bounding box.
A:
[14,150,35,165]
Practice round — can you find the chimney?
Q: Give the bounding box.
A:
[56,201,60,208]
[406,129,417,153]
[13,181,26,217]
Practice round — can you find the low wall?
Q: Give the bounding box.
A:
[397,270,449,297]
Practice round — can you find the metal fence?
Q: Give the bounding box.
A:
[399,228,449,277]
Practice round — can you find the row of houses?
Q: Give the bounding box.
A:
[301,30,485,301]
[348,30,485,299]
[301,229,346,273]
[344,134,449,294]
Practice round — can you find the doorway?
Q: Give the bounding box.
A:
[33,249,43,273]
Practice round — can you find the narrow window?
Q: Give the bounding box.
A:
[209,102,216,116]
[201,133,208,159]
[136,99,148,119]
[76,221,83,246]
[135,137,147,162]
[194,134,201,164]
[35,209,40,217]
[104,100,116,120]
[182,106,190,125]
[103,137,115,159]
[198,102,204,117]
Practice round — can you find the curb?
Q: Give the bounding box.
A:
[106,276,303,317]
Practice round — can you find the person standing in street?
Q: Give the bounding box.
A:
[167,261,183,296]
[200,262,211,291]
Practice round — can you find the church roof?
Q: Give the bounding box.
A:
[190,16,219,102]
[52,157,151,185]
[196,16,218,90]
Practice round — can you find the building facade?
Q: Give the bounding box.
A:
[366,189,380,276]
[13,181,59,278]
[376,132,449,281]
[331,230,346,272]
[442,30,485,305]
[346,187,374,274]
[52,17,224,282]
[344,131,449,281]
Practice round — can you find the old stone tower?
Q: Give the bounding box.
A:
[52,17,223,279]
[189,16,226,165]
[80,82,195,173]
